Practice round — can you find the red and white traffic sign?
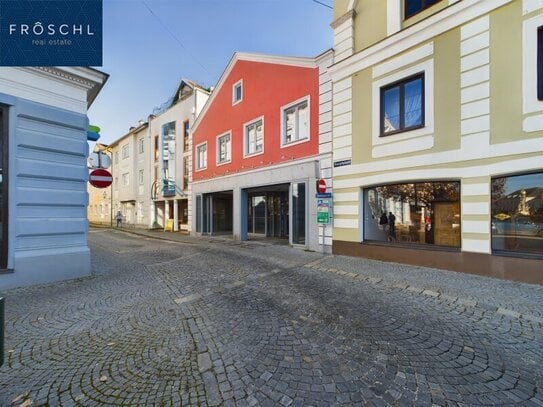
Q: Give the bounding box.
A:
[317,178,326,194]
[89,168,112,188]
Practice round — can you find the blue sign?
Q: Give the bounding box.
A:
[316,193,332,198]
[333,159,352,168]
[0,0,103,66]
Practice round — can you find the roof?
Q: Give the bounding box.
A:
[190,51,319,134]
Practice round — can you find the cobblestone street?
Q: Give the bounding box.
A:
[1,228,543,406]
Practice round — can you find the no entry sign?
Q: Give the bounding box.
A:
[89,168,112,188]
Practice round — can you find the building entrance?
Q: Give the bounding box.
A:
[248,185,289,240]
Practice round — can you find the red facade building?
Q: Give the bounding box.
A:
[191,51,333,250]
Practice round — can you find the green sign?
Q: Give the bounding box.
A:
[317,198,331,224]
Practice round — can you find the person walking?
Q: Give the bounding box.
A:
[388,211,396,238]
[115,210,123,228]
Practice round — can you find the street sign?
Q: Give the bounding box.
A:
[88,151,111,169]
[317,198,331,224]
[89,168,113,188]
[317,178,326,194]
[316,193,332,198]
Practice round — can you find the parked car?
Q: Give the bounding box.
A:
[492,216,543,237]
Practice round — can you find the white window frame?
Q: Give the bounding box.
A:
[523,14,543,118]
[232,79,243,105]
[138,169,144,185]
[243,116,265,158]
[122,144,129,159]
[138,138,144,154]
[216,131,232,165]
[122,172,129,186]
[372,59,434,151]
[280,96,311,147]
[195,142,208,171]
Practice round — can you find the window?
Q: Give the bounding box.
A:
[138,138,144,154]
[122,144,129,159]
[196,143,207,170]
[233,80,242,104]
[183,158,189,190]
[538,26,542,101]
[154,135,159,161]
[138,169,144,185]
[183,120,190,152]
[282,98,309,145]
[404,0,442,19]
[491,172,543,256]
[381,73,424,136]
[244,118,263,156]
[364,181,460,247]
[122,173,129,186]
[292,183,306,245]
[217,132,232,164]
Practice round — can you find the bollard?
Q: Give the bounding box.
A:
[0,297,3,366]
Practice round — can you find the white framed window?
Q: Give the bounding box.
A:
[523,14,543,118]
[122,172,129,186]
[196,142,207,170]
[138,169,144,185]
[232,79,243,105]
[281,96,310,146]
[122,144,129,159]
[372,58,434,157]
[244,117,264,157]
[138,138,144,154]
[216,132,232,165]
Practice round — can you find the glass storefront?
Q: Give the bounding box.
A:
[364,181,461,248]
[491,172,543,256]
[292,183,306,245]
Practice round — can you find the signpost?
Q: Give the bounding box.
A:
[89,168,113,189]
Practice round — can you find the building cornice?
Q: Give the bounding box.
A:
[331,9,356,29]
[329,0,512,82]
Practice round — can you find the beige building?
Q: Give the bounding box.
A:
[329,0,543,283]
[88,143,112,226]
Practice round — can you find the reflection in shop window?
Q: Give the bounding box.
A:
[491,172,543,255]
[363,181,460,247]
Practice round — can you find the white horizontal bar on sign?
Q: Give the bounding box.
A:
[462,182,490,196]
[460,15,489,41]
[462,202,489,216]
[334,218,358,229]
[462,238,490,254]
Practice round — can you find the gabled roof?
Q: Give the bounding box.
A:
[171,78,210,106]
[191,52,318,134]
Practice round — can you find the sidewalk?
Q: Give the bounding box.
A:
[100,226,543,325]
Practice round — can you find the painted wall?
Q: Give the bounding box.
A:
[192,60,320,182]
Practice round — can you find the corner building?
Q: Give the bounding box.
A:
[191,52,334,251]
[330,0,543,283]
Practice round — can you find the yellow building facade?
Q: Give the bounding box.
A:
[330,0,543,283]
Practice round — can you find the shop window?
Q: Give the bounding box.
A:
[363,181,460,247]
[491,172,543,256]
[217,132,231,164]
[404,0,442,19]
[292,183,306,245]
[244,118,263,157]
[0,106,8,268]
[381,73,424,136]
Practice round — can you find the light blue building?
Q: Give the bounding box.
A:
[0,67,108,289]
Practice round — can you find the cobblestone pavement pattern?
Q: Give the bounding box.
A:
[1,228,543,406]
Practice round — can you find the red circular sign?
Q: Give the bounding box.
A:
[89,168,113,188]
[317,179,326,194]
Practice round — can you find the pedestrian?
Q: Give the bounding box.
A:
[388,211,396,237]
[115,210,123,228]
[379,212,388,230]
